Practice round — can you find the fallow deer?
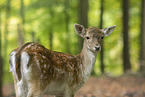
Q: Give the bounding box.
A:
[9,24,116,97]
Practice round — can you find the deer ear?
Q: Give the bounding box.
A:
[74,24,85,38]
[102,25,116,36]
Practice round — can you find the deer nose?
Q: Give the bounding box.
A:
[95,46,101,51]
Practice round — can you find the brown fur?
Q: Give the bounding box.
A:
[14,42,84,91]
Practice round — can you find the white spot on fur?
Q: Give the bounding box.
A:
[42,55,45,58]
[44,64,46,68]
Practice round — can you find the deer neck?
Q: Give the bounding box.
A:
[80,41,98,81]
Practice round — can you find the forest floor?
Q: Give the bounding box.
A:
[3,75,145,97]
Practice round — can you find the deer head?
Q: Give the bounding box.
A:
[74,24,116,53]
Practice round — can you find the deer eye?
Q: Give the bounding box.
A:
[101,37,104,39]
[86,36,90,40]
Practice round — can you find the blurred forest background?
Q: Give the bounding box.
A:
[0,0,145,96]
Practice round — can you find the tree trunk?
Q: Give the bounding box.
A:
[0,56,3,97]
[49,7,53,50]
[20,0,25,41]
[0,9,3,97]
[49,28,53,50]
[122,0,131,72]
[21,0,25,25]
[65,0,70,53]
[0,10,2,60]
[140,0,145,72]
[32,31,40,43]
[78,0,89,53]
[17,24,24,46]
[31,31,35,42]
[100,0,105,74]
[4,0,11,58]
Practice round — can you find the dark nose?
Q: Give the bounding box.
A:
[95,46,101,50]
